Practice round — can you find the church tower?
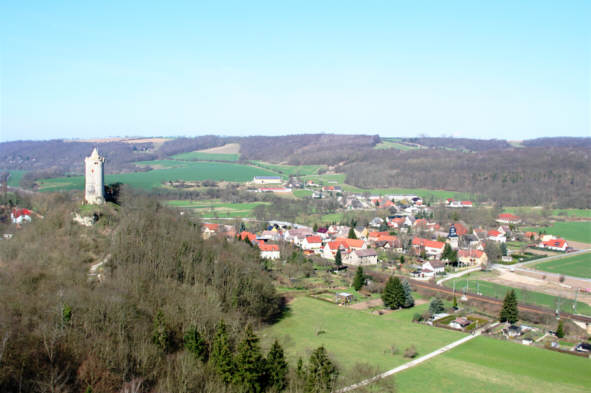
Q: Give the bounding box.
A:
[84,148,105,204]
[448,223,459,250]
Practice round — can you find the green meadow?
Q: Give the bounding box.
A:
[37,162,278,191]
[374,140,420,150]
[443,277,591,315]
[523,221,591,244]
[262,296,465,373]
[2,170,27,187]
[396,335,591,393]
[503,206,591,218]
[532,252,591,279]
[165,200,269,218]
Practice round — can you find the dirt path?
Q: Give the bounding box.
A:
[349,298,427,310]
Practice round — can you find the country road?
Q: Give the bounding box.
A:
[335,324,494,392]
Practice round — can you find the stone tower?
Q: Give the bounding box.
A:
[84,148,105,204]
[448,223,459,250]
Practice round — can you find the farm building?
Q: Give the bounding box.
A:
[497,213,521,225]
[253,176,282,184]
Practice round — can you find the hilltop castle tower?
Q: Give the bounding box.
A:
[84,148,105,204]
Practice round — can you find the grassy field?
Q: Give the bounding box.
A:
[443,277,591,315]
[503,206,591,218]
[374,140,420,151]
[2,170,27,187]
[532,252,591,279]
[38,162,278,191]
[170,151,240,161]
[523,221,591,244]
[262,296,465,373]
[396,335,591,393]
[250,161,323,176]
[165,200,268,218]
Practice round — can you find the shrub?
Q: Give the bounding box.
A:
[404,345,417,358]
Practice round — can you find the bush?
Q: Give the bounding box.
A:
[412,313,424,322]
[404,345,417,358]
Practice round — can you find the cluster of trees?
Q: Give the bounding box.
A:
[382,276,414,309]
[0,191,307,392]
[341,146,591,208]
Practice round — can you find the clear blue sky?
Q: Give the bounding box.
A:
[1,1,589,142]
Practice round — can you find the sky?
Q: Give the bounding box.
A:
[1,1,589,142]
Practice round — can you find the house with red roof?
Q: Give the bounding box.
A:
[302,235,323,251]
[258,243,281,259]
[322,239,350,260]
[239,231,257,243]
[334,237,366,251]
[458,249,488,266]
[487,230,506,243]
[412,237,445,258]
[496,213,521,225]
[201,223,219,239]
[539,238,568,252]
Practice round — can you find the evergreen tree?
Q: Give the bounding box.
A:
[500,242,508,256]
[335,249,342,267]
[442,243,452,260]
[184,326,207,362]
[556,320,565,338]
[382,276,405,309]
[305,346,338,393]
[500,290,519,324]
[379,221,389,232]
[429,298,444,316]
[348,227,357,240]
[266,340,288,392]
[210,320,235,383]
[234,325,266,393]
[401,279,414,308]
[352,267,364,291]
[399,255,405,264]
[296,357,305,380]
[313,223,318,232]
[152,310,173,352]
[452,295,458,309]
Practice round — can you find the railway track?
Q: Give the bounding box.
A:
[409,279,591,324]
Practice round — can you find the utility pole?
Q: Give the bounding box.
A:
[573,289,578,314]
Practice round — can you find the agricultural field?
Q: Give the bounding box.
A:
[262,296,465,373]
[523,221,591,244]
[166,200,269,218]
[374,140,420,151]
[250,161,323,176]
[503,206,591,218]
[443,277,591,315]
[396,335,591,393]
[532,252,591,279]
[171,151,240,161]
[37,162,278,191]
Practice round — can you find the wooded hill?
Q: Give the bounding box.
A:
[0,192,291,392]
[1,135,589,207]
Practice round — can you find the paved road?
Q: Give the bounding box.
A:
[510,248,591,269]
[335,325,491,393]
[437,266,482,285]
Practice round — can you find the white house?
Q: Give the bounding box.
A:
[259,243,280,259]
[487,230,506,243]
[421,260,445,276]
[539,238,568,252]
[344,249,378,266]
[301,235,323,251]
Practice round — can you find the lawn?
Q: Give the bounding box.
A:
[37,162,278,191]
[523,221,591,244]
[171,151,240,161]
[503,206,591,218]
[396,335,591,393]
[532,252,591,279]
[165,200,268,218]
[262,297,465,373]
[443,277,591,315]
